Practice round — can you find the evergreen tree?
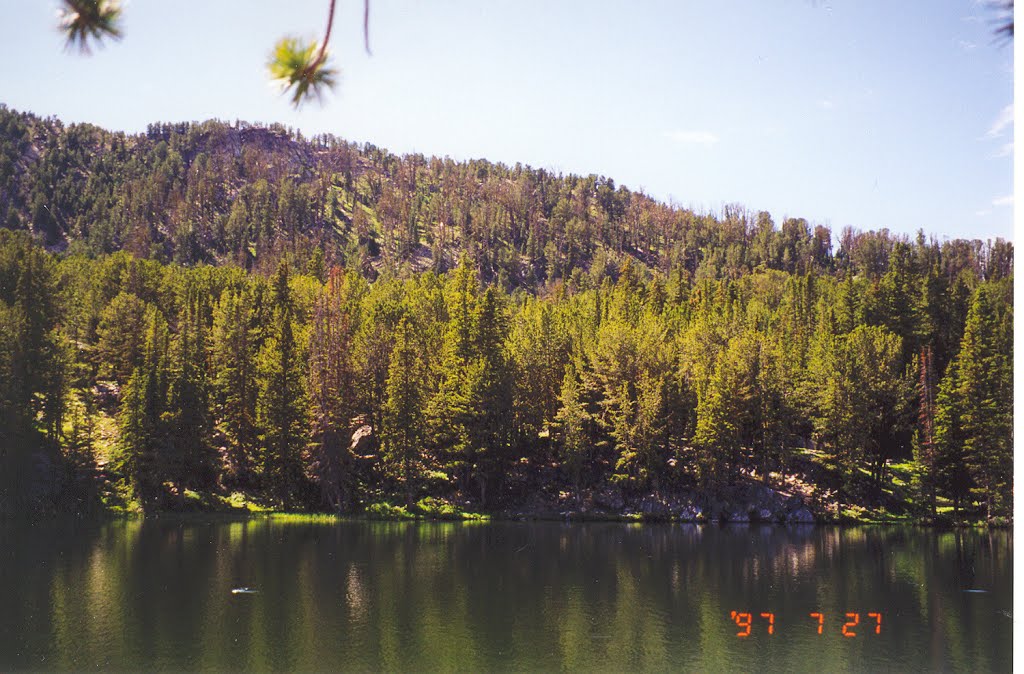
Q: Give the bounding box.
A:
[812,324,909,496]
[307,268,363,511]
[117,307,170,505]
[463,286,514,506]
[425,257,479,490]
[945,284,1013,519]
[306,244,327,284]
[693,345,749,490]
[382,316,424,506]
[932,359,973,516]
[211,286,259,486]
[257,261,306,503]
[914,345,939,516]
[508,298,568,462]
[95,292,149,381]
[163,285,215,491]
[554,362,591,500]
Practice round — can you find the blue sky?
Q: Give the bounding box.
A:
[0,1,1014,241]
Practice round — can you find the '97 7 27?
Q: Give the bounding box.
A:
[730,611,882,637]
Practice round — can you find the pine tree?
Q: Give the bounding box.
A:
[164,285,215,491]
[382,316,424,506]
[306,245,327,284]
[463,286,514,506]
[307,268,363,511]
[554,362,590,500]
[117,307,170,506]
[762,329,804,482]
[933,357,973,517]
[258,261,306,503]
[96,291,149,381]
[425,257,479,491]
[953,284,1013,519]
[693,354,744,489]
[211,287,259,486]
[914,345,939,516]
[508,298,568,463]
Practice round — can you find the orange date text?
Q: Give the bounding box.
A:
[729,611,883,637]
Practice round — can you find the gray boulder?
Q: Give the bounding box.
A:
[594,486,624,511]
[786,507,815,524]
[677,505,702,522]
[726,509,750,523]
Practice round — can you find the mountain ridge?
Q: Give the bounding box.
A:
[1,104,1010,289]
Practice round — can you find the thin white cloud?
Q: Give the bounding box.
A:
[817,99,835,110]
[986,104,1014,138]
[664,130,719,146]
[958,39,978,51]
[992,194,1014,207]
[975,209,992,217]
[992,141,1014,158]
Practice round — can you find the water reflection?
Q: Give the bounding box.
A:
[0,520,1011,672]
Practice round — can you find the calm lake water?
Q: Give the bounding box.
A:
[0,518,1012,672]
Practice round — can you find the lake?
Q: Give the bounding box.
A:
[0,518,1011,672]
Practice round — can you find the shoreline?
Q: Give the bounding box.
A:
[10,506,1007,529]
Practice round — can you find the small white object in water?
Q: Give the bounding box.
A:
[231,587,258,594]
[962,589,988,593]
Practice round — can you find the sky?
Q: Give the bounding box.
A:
[0,1,1015,241]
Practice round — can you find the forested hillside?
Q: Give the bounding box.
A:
[0,105,1013,522]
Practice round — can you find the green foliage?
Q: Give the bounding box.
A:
[382,316,425,505]
[306,268,364,510]
[0,112,1013,523]
[211,286,260,486]
[364,501,415,520]
[267,37,338,108]
[96,292,148,381]
[810,324,912,493]
[555,363,592,496]
[934,282,1013,520]
[116,306,170,505]
[257,261,307,503]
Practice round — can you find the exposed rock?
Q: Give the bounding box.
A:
[92,380,120,409]
[725,509,750,523]
[677,505,702,522]
[752,485,776,504]
[349,425,375,459]
[594,486,624,511]
[786,507,815,524]
[638,496,669,518]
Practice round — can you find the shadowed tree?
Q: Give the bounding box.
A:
[257,261,306,502]
[211,287,260,486]
[382,316,425,506]
[935,283,1013,520]
[307,268,364,511]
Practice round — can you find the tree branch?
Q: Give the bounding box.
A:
[308,0,337,74]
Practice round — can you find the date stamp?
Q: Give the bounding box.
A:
[730,611,882,637]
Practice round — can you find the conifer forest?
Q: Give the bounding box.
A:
[0,107,1013,523]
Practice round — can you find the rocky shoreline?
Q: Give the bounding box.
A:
[500,482,817,524]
